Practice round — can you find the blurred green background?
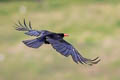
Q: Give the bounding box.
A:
[0,0,120,80]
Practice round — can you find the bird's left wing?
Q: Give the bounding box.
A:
[47,38,100,65]
[15,19,42,37]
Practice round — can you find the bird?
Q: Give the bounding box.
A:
[15,19,100,66]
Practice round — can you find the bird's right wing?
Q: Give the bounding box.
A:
[47,38,100,66]
[15,19,42,37]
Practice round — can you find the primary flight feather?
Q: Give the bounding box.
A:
[15,19,100,65]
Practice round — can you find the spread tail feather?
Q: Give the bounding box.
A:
[22,38,44,48]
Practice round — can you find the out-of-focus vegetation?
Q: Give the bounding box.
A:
[0,0,120,80]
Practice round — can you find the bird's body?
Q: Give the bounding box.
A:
[15,19,100,65]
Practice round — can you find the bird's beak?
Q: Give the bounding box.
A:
[64,33,69,37]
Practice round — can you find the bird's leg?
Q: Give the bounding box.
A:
[44,40,50,44]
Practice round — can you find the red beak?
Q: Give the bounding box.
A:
[64,33,69,37]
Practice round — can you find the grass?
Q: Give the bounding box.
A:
[0,0,120,80]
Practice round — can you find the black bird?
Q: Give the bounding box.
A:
[15,19,100,65]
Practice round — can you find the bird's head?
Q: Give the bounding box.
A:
[58,33,69,38]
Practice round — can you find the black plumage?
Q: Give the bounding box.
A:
[15,19,100,65]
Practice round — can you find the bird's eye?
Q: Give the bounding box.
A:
[57,35,62,38]
[57,35,60,37]
[54,35,61,39]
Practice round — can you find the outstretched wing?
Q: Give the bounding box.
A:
[47,38,100,65]
[15,19,42,37]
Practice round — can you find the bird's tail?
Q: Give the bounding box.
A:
[22,38,44,48]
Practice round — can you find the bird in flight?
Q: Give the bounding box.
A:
[15,19,100,66]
